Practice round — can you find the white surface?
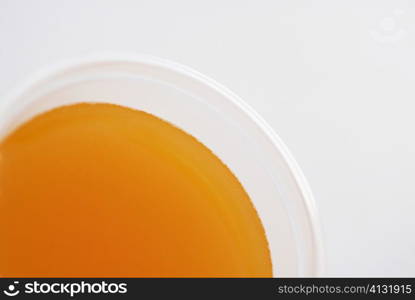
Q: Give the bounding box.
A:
[1,0,414,277]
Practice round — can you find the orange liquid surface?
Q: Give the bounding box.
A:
[0,103,272,277]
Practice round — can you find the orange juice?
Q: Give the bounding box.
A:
[0,103,272,277]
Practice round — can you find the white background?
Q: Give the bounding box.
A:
[1,0,414,276]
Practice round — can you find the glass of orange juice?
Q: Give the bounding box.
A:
[0,55,323,277]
